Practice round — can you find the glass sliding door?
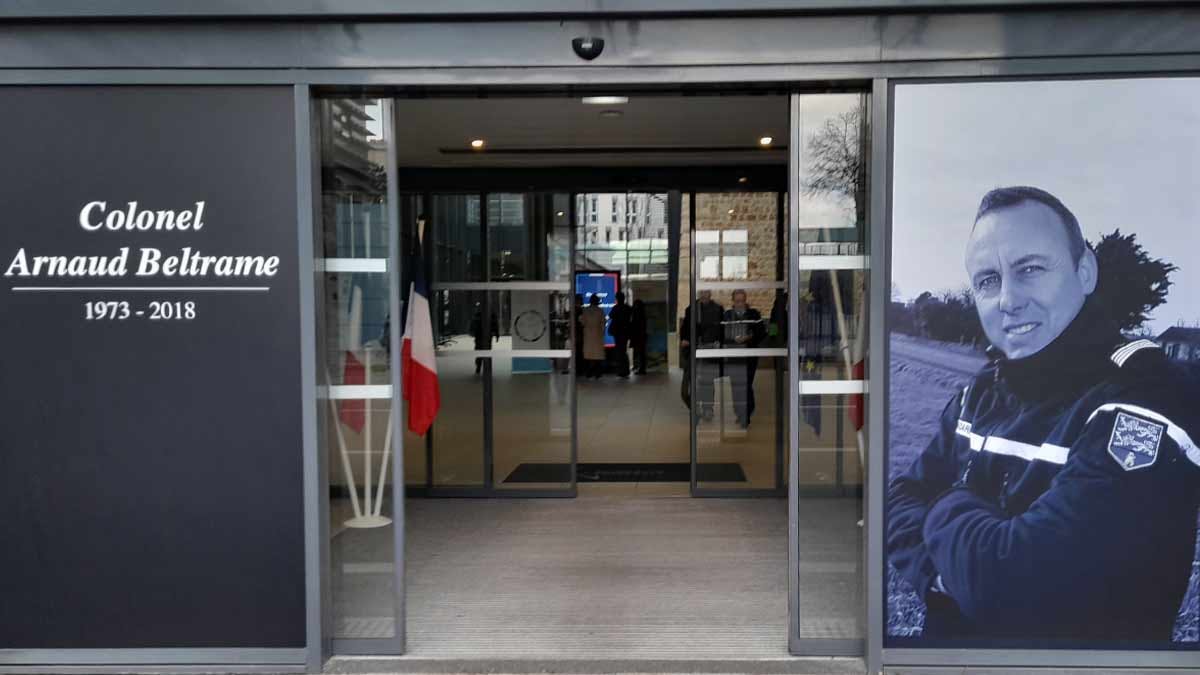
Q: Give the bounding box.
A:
[688,191,789,495]
[420,192,576,495]
[315,97,404,652]
[789,92,869,654]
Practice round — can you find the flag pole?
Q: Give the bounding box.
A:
[363,345,373,517]
[326,367,363,520]
[374,413,393,517]
[826,243,866,471]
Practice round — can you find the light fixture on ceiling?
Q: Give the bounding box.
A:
[556,211,565,217]
[738,176,749,184]
[599,109,624,118]
[759,136,773,147]
[727,209,735,215]
[470,139,485,149]
[582,96,629,105]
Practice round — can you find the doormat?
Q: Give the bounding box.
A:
[503,462,746,483]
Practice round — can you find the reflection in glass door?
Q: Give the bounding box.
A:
[688,191,789,495]
[790,92,869,652]
[315,96,404,652]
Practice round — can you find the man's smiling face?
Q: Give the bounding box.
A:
[965,200,1097,360]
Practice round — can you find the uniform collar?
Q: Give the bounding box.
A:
[987,298,1123,396]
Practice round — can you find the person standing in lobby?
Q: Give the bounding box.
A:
[723,289,766,428]
[680,290,725,418]
[580,293,607,379]
[630,298,649,375]
[608,291,633,378]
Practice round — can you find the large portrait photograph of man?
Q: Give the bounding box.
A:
[886,77,1200,649]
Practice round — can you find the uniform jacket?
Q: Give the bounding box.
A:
[887,302,1200,643]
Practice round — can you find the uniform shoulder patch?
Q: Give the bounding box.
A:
[1110,339,1160,368]
[1107,411,1164,471]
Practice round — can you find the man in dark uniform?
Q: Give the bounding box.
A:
[887,186,1200,642]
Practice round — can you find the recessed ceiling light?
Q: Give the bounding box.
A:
[759,136,773,146]
[599,109,624,118]
[556,211,565,217]
[583,96,629,105]
[738,176,748,183]
[470,139,485,149]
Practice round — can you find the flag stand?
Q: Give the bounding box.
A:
[343,343,393,528]
[328,348,394,531]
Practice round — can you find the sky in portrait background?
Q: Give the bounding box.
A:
[892,77,1200,337]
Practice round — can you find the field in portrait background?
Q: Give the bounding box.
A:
[886,77,1200,647]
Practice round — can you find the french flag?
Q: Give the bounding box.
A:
[401,243,439,435]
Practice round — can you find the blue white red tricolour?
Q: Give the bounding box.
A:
[401,244,440,435]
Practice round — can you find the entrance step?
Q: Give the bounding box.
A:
[326,656,866,674]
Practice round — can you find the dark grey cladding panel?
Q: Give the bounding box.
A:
[0,9,1199,70]
[0,17,879,69]
[0,0,1190,20]
[879,8,1200,62]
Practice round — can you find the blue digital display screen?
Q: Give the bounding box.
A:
[575,271,620,347]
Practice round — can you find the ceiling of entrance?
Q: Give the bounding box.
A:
[394,95,789,168]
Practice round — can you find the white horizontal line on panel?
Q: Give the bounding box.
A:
[695,348,788,358]
[327,384,393,400]
[436,349,572,358]
[797,255,867,270]
[432,281,571,291]
[694,280,786,290]
[11,286,269,292]
[317,258,387,273]
[798,379,866,395]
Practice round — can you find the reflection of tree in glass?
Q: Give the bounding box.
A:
[802,102,869,223]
